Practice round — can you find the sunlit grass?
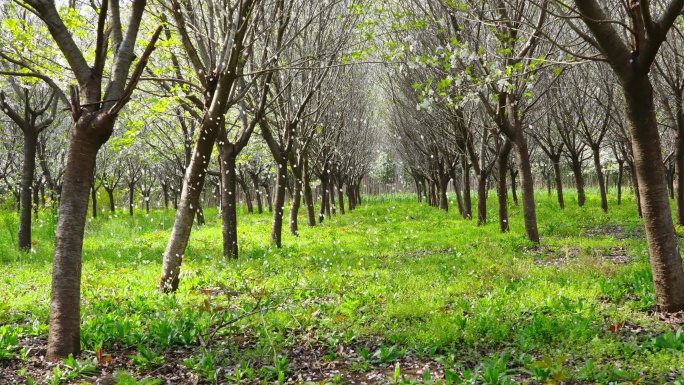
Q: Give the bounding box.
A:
[1,190,683,383]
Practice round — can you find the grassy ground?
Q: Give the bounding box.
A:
[1,191,684,384]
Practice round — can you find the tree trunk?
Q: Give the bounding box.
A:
[668,166,675,199]
[438,168,449,212]
[509,167,518,205]
[617,160,624,205]
[497,139,511,232]
[219,152,239,259]
[160,114,220,292]
[512,135,540,243]
[263,182,273,212]
[289,182,302,236]
[303,159,316,226]
[328,177,335,216]
[451,168,465,216]
[463,160,472,219]
[270,159,288,247]
[552,156,565,209]
[570,156,586,207]
[622,78,684,311]
[47,116,110,361]
[33,179,40,215]
[414,176,422,203]
[337,184,345,215]
[544,165,552,195]
[477,172,487,225]
[105,188,115,212]
[346,184,354,211]
[250,174,263,214]
[18,132,38,251]
[592,144,608,212]
[239,179,253,214]
[289,160,303,236]
[144,194,150,214]
[421,179,429,204]
[196,204,205,225]
[675,122,684,225]
[14,188,20,212]
[319,172,329,223]
[626,161,643,216]
[128,183,135,216]
[91,185,97,219]
[162,182,169,209]
[429,181,437,207]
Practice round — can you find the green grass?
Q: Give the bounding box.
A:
[1,190,684,384]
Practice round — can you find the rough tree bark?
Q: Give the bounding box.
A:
[318,169,329,223]
[438,162,450,212]
[551,155,565,209]
[303,156,316,226]
[616,158,624,205]
[250,172,264,214]
[591,144,608,212]
[497,139,512,233]
[20,131,39,248]
[569,155,586,207]
[509,166,518,205]
[511,133,540,242]
[462,159,472,219]
[219,152,238,259]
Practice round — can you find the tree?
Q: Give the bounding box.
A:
[461,0,548,243]
[551,85,590,207]
[97,143,124,213]
[124,154,143,216]
[565,64,614,212]
[260,0,357,247]
[567,0,684,311]
[0,130,20,209]
[0,80,58,250]
[160,0,264,291]
[37,126,67,205]
[2,0,162,359]
[654,31,684,225]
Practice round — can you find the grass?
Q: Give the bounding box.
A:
[1,189,684,384]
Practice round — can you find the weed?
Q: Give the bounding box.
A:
[16,367,36,385]
[128,345,163,369]
[258,355,289,382]
[372,345,406,364]
[479,353,514,385]
[182,349,219,382]
[0,325,19,361]
[225,361,256,383]
[60,354,98,380]
[350,347,371,372]
[444,366,478,385]
[651,328,684,350]
[527,354,570,384]
[112,370,162,385]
